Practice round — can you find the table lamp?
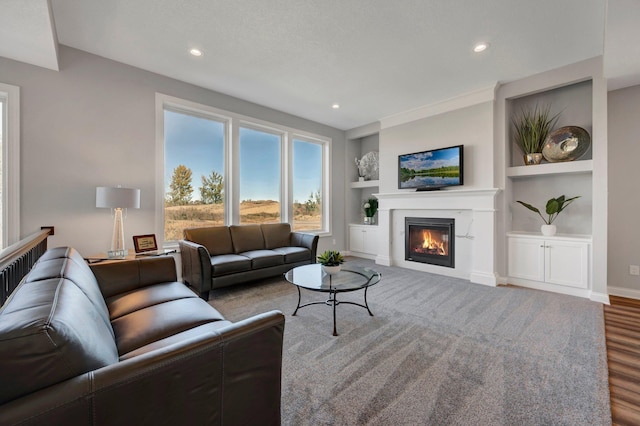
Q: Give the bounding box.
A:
[96,186,140,258]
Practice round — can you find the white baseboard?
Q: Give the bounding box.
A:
[608,286,640,300]
[589,291,610,305]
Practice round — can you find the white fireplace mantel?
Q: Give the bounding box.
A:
[374,188,501,286]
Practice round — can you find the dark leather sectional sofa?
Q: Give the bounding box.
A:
[0,247,284,425]
[179,223,319,299]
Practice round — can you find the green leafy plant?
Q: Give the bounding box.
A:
[317,250,344,266]
[516,195,580,225]
[363,197,378,218]
[512,104,560,154]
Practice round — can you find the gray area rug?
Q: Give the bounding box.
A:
[209,259,611,425]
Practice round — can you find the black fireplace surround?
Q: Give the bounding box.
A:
[405,217,455,268]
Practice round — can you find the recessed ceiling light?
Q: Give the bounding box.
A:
[473,42,489,53]
[332,103,340,109]
[190,48,203,57]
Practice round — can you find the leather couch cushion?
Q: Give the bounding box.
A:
[0,277,119,405]
[211,254,252,276]
[119,320,232,360]
[273,246,311,263]
[106,281,202,320]
[110,297,226,355]
[91,256,178,298]
[230,225,265,253]
[25,247,114,337]
[184,226,234,256]
[240,250,285,268]
[261,223,292,249]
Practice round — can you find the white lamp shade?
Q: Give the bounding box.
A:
[96,187,140,209]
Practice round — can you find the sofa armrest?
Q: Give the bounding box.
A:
[90,256,178,299]
[291,231,319,262]
[179,239,213,299]
[0,311,285,426]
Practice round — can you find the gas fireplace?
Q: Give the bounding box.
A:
[405,217,455,268]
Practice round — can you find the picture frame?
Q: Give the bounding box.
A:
[133,234,158,253]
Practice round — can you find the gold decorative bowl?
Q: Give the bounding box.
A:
[542,126,591,162]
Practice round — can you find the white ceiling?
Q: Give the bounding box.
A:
[2,0,640,130]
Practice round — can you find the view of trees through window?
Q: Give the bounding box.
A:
[164,109,225,241]
[163,104,326,242]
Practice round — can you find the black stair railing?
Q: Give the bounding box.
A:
[0,227,54,306]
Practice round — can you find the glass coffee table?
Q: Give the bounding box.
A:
[284,263,381,336]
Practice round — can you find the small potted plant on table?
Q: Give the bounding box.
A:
[317,250,344,275]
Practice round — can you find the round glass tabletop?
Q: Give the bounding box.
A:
[284,263,381,293]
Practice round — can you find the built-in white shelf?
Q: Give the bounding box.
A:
[350,180,380,189]
[507,231,592,242]
[506,160,593,178]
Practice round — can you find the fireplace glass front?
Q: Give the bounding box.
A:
[405,217,455,268]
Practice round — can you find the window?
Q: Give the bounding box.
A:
[292,139,324,231]
[239,126,282,224]
[156,93,331,246]
[0,83,19,249]
[163,108,227,242]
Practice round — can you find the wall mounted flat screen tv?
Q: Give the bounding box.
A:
[398,145,463,190]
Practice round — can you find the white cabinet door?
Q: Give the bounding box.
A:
[349,226,365,253]
[544,240,589,288]
[508,237,545,281]
[349,225,378,255]
[362,226,378,255]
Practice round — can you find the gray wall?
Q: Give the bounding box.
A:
[379,101,495,193]
[608,84,640,294]
[0,46,346,256]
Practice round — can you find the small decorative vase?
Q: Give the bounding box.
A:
[358,176,365,182]
[364,216,375,225]
[322,265,341,275]
[524,153,543,165]
[541,224,557,236]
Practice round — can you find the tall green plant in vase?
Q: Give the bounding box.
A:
[512,104,560,165]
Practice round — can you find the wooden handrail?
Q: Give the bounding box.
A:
[0,227,54,305]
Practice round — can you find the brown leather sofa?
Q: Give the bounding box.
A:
[179,223,318,299]
[0,247,284,425]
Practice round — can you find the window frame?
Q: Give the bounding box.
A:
[155,93,331,249]
[290,135,330,233]
[0,82,20,248]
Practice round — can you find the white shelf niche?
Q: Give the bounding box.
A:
[350,179,380,189]
[506,160,593,178]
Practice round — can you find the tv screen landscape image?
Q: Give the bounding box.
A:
[398,145,463,190]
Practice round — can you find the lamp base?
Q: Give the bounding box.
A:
[107,249,127,259]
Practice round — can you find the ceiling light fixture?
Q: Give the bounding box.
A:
[332,103,340,109]
[473,42,489,53]
[190,48,203,57]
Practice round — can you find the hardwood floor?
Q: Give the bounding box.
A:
[605,296,640,425]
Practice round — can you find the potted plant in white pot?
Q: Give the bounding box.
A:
[516,195,580,236]
[317,250,345,275]
[512,104,560,165]
[363,197,378,225]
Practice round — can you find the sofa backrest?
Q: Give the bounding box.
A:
[0,247,119,405]
[230,225,266,253]
[184,226,234,256]
[261,223,292,249]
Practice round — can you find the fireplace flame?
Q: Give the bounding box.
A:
[421,230,446,255]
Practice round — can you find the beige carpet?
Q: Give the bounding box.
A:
[209,258,611,425]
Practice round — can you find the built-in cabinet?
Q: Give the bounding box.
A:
[498,57,606,300]
[348,225,379,258]
[345,127,380,258]
[508,233,590,290]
